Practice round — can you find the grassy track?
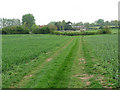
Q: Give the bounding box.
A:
[2,34,118,88]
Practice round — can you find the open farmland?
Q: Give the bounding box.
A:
[2,34,118,88]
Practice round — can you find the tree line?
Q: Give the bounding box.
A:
[0,13,119,34]
[72,19,118,30]
[48,20,73,30]
[0,18,21,28]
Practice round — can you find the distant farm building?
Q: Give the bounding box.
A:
[72,26,86,30]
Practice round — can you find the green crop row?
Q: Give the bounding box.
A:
[83,34,118,87]
[2,34,71,73]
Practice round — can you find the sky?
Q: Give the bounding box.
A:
[0,0,119,25]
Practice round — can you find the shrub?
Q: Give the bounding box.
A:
[32,25,50,34]
[99,26,104,29]
[40,26,50,34]
[47,24,57,33]
[31,24,41,34]
[97,26,111,34]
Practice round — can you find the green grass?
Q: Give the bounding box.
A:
[2,34,118,88]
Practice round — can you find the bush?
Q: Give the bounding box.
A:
[32,25,50,34]
[97,26,111,34]
[99,26,104,29]
[47,24,57,33]
[40,26,50,34]
[2,25,29,34]
[31,24,41,34]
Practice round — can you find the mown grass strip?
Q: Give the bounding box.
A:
[48,37,80,88]
[68,36,87,88]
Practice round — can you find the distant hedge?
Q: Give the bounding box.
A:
[32,25,57,34]
[32,26,50,34]
[1,24,57,34]
[51,31,96,36]
[2,25,29,34]
[1,25,112,35]
[97,26,112,34]
[52,28,112,36]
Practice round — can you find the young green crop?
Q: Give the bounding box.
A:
[2,34,72,87]
[83,34,118,87]
[2,34,118,88]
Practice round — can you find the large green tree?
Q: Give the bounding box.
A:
[96,19,104,26]
[22,14,35,28]
[55,21,62,30]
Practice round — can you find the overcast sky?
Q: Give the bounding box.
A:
[0,0,119,25]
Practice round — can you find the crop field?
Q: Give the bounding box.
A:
[2,34,118,88]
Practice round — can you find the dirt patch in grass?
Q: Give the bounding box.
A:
[24,75,33,78]
[47,58,52,62]
[79,74,93,87]
[79,58,85,61]
[80,74,93,81]
[86,81,91,86]
[73,73,93,87]
[79,58,86,64]
[96,75,113,88]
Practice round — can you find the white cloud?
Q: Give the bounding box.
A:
[0,0,119,25]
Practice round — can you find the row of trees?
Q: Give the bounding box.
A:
[1,13,119,34]
[73,19,118,27]
[95,19,118,27]
[0,14,35,29]
[72,19,118,30]
[48,19,118,31]
[48,20,73,30]
[1,14,58,34]
[0,18,21,29]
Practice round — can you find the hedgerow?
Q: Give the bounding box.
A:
[51,31,96,36]
[2,25,29,34]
